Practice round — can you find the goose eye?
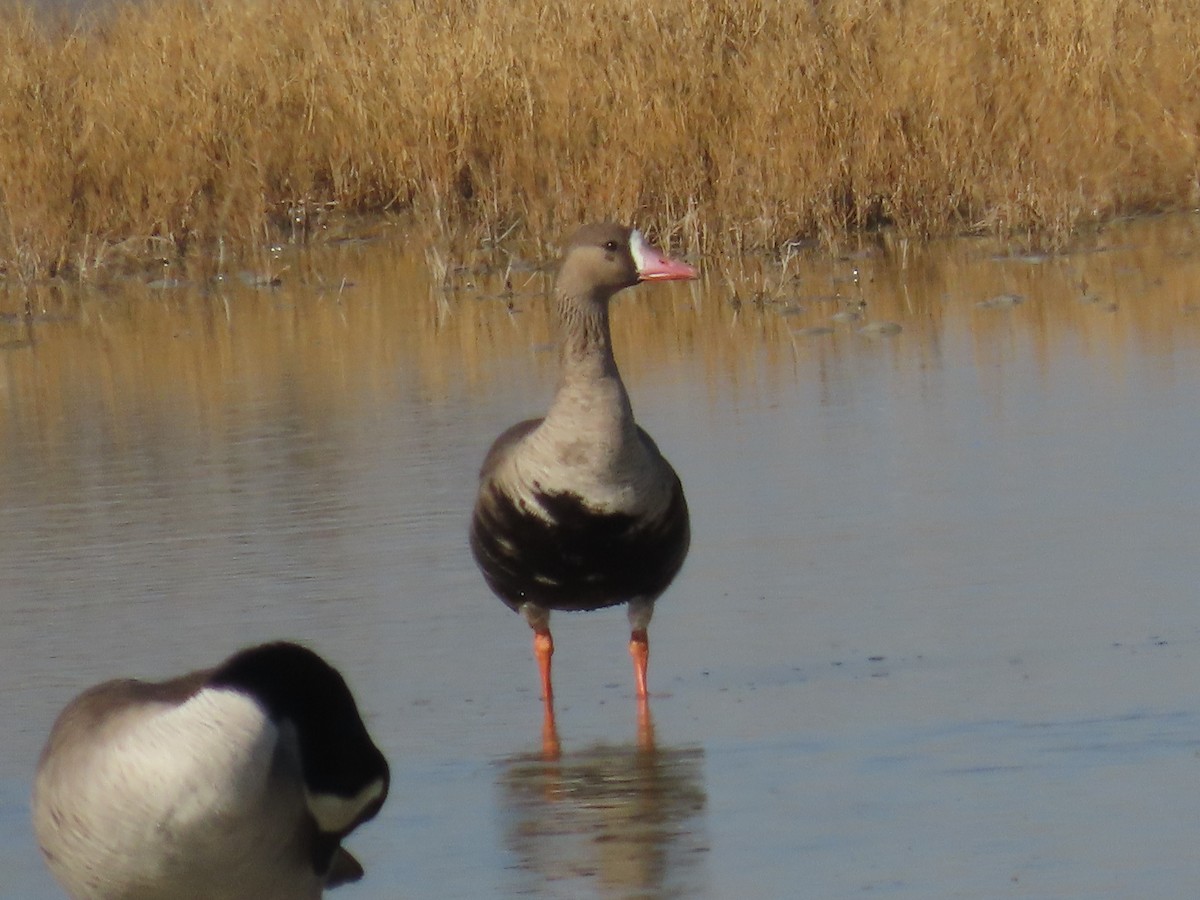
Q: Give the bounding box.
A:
[603,240,620,252]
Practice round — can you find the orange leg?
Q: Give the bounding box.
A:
[534,629,555,701]
[629,629,649,698]
[541,697,561,760]
[636,693,656,752]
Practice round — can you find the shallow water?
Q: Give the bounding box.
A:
[2,215,1199,898]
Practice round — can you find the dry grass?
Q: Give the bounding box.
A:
[2,0,1199,278]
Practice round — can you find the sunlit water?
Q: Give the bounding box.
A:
[2,215,1199,898]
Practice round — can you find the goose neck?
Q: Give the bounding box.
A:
[556,290,619,379]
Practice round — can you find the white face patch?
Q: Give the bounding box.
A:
[628,229,652,271]
[305,778,386,833]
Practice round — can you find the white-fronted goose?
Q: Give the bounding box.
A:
[32,642,389,900]
[470,223,697,700]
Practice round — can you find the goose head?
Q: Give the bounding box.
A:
[557,223,697,300]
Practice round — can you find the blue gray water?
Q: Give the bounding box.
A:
[2,215,1198,898]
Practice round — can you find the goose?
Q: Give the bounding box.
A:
[32,642,389,900]
[470,223,696,700]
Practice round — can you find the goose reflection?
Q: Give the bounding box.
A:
[497,702,708,898]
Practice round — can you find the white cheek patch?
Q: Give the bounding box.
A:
[305,778,386,834]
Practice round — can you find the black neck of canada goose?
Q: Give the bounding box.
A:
[209,642,390,832]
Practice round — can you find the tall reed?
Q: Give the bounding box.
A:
[2,0,1198,278]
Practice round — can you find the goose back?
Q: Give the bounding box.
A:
[32,643,388,900]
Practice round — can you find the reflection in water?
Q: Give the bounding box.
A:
[498,703,708,899]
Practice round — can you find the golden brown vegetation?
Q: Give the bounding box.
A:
[8,214,1200,459]
[2,0,1199,279]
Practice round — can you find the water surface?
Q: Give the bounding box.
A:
[2,215,1199,898]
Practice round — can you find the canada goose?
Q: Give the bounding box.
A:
[470,223,696,700]
[32,642,389,900]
